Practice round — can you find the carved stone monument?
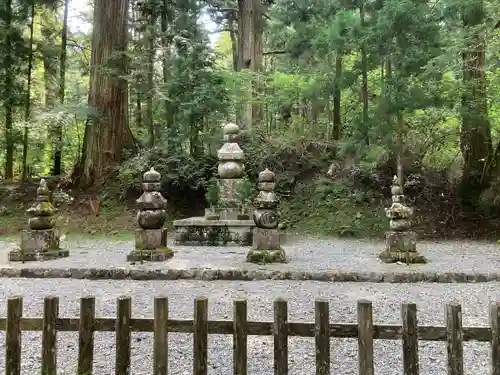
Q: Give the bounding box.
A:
[217,122,246,212]
[247,168,286,263]
[9,179,68,261]
[378,176,426,264]
[127,167,173,262]
[173,123,254,245]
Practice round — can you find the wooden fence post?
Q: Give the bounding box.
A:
[193,297,208,375]
[446,303,464,375]
[115,296,132,375]
[5,296,22,375]
[274,298,288,375]
[358,300,374,375]
[315,299,330,375]
[491,302,500,375]
[153,297,169,375]
[233,299,248,375]
[42,296,59,375]
[401,303,419,375]
[78,296,95,375]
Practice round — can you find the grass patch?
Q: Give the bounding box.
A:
[280,177,388,238]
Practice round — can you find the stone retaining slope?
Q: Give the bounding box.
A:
[0,236,499,283]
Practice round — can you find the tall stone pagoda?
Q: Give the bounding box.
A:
[173,122,254,246]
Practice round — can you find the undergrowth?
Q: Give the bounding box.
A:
[280,176,387,238]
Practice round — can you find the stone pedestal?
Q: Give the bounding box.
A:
[127,229,172,261]
[247,228,285,263]
[379,230,426,264]
[135,228,167,250]
[8,229,69,261]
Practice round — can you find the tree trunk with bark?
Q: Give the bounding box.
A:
[73,0,134,188]
[3,0,14,179]
[52,0,69,176]
[458,1,492,208]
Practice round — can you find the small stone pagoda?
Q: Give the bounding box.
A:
[173,122,254,245]
[247,168,286,263]
[9,179,68,261]
[378,175,426,264]
[127,167,173,262]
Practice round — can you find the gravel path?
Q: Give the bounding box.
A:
[1,236,500,275]
[0,279,498,375]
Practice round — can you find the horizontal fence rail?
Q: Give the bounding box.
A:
[0,296,499,375]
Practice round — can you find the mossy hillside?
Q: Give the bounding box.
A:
[279,177,387,238]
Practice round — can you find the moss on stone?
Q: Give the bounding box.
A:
[246,248,286,264]
[127,247,174,262]
[378,249,427,264]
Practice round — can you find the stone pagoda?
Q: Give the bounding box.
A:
[127,167,173,262]
[9,179,68,261]
[247,168,286,263]
[173,122,254,245]
[378,175,426,264]
[213,122,246,217]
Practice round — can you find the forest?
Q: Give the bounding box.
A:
[0,0,499,239]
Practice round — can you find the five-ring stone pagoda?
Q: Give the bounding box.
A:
[173,122,254,245]
[9,179,69,261]
[246,168,286,263]
[127,167,173,261]
[378,176,426,264]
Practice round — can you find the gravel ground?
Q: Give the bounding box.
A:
[1,236,500,274]
[0,279,499,375]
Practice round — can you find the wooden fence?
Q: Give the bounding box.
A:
[0,296,499,375]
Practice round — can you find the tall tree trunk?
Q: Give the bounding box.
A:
[458,1,492,208]
[331,54,342,140]
[160,0,172,148]
[52,0,69,176]
[73,0,134,188]
[360,3,369,145]
[228,10,238,71]
[252,0,264,124]
[237,0,254,128]
[3,0,14,179]
[145,1,157,147]
[22,2,36,181]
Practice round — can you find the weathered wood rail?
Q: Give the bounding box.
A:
[1,296,499,374]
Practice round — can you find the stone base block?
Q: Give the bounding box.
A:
[20,228,60,252]
[8,248,69,262]
[385,230,417,252]
[173,217,254,246]
[127,247,174,262]
[252,228,280,251]
[135,228,167,250]
[378,249,427,264]
[379,230,426,264]
[246,248,286,264]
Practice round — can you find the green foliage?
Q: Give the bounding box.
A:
[205,177,220,208]
[236,176,255,207]
[280,176,386,237]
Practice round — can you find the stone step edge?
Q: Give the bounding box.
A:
[0,267,498,283]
